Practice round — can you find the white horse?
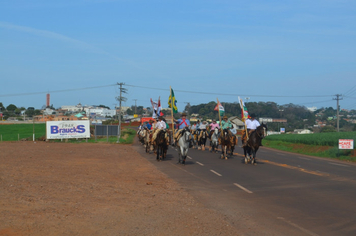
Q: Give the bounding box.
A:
[177,127,191,165]
[210,128,219,153]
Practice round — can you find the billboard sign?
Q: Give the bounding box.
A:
[46,120,90,139]
[280,128,285,133]
[339,139,354,150]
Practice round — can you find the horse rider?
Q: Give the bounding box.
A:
[209,119,220,138]
[196,120,201,131]
[173,113,192,146]
[198,120,208,140]
[152,116,168,145]
[146,119,154,130]
[219,115,233,144]
[242,113,261,146]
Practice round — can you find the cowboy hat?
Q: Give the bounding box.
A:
[223,115,228,119]
[181,113,187,116]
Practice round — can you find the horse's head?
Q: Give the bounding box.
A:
[214,127,219,134]
[257,123,267,138]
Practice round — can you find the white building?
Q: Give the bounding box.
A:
[61,103,85,112]
[307,106,317,112]
[86,108,116,117]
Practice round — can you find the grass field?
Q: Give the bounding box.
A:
[264,131,356,146]
[0,124,136,144]
[0,124,46,141]
[264,132,356,161]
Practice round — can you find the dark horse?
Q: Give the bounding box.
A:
[243,123,267,165]
[198,129,209,151]
[156,130,168,161]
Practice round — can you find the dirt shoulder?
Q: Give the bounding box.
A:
[0,141,239,236]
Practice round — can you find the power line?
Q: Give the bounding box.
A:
[0,82,334,99]
[125,84,332,98]
[343,84,356,96]
[0,84,117,97]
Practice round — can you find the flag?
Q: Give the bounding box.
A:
[157,97,164,116]
[214,101,225,116]
[150,98,158,119]
[168,88,178,113]
[238,96,250,122]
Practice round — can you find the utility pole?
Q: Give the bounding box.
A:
[333,94,343,132]
[116,83,127,143]
[133,99,137,114]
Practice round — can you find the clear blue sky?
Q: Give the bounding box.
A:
[1,0,356,112]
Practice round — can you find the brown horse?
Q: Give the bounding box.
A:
[219,129,233,159]
[243,123,267,164]
[155,130,168,161]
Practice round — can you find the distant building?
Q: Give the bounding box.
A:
[294,129,313,134]
[307,106,317,112]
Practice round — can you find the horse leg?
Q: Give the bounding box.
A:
[156,146,160,161]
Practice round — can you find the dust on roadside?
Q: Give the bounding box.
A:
[0,141,239,236]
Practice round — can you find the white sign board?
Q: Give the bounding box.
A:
[338,139,354,150]
[46,120,90,139]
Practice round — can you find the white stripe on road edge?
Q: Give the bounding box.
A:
[298,157,311,161]
[187,156,192,159]
[196,161,204,166]
[210,170,222,177]
[277,217,319,236]
[233,183,253,194]
[328,162,349,167]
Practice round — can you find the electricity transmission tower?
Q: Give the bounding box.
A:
[116,83,127,142]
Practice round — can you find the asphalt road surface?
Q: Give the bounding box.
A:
[136,140,356,236]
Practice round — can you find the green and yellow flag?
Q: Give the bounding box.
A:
[168,88,178,113]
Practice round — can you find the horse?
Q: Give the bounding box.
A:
[191,130,198,149]
[155,130,168,161]
[243,123,267,165]
[145,129,153,153]
[219,129,233,160]
[209,128,219,153]
[198,129,209,151]
[177,127,191,165]
[137,127,146,145]
[229,134,237,156]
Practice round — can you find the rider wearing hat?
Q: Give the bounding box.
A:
[219,115,233,144]
[173,112,192,145]
[152,116,167,144]
[242,113,261,146]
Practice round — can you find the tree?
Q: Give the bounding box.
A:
[98,104,110,109]
[6,104,17,112]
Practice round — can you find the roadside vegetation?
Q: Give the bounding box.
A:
[264,132,356,162]
[0,124,136,144]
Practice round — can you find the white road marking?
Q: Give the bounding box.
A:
[328,162,349,167]
[233,183,253,194]
[298,157,311,161]
[187,156,192,159]
[277,217,319,236]
[196,161,204,166]
[210,170,222,177]
[277,153,285,156]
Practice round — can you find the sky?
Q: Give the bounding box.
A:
[1,0,356,113]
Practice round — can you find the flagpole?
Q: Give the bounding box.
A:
[170,86,175,134]
[240,99,249,139]
[217,98,223,133]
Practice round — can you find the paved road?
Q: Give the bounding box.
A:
[135,141,356,236]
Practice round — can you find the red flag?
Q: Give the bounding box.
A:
[157,97,164,116]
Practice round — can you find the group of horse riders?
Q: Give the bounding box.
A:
[139,112,262,149]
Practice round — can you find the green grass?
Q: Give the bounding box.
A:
[263,132,356,162]
[0,124,46,141]
[0,124,136,144]
[54,128,136,144]
[264,132,356,146]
